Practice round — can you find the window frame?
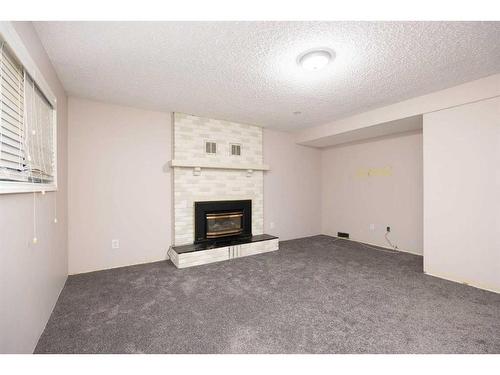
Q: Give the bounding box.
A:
[0,22,57,194]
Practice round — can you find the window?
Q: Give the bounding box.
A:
[0,36,56,194]
[230,143,241,156]
[205,141,217,154]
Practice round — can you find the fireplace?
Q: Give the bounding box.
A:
[194,200,252,244]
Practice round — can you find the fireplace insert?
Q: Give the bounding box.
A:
[194,200,252,243]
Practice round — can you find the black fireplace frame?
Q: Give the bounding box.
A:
[194,200,252,244]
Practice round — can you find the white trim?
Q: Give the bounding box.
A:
[424,269,500,294]
[0,181,56,194]
[0,21,58,195]
[329,235,423,256]
[68,257,169,276]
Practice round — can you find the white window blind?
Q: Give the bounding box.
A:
[0,40,55,187]
[0,41,25,181]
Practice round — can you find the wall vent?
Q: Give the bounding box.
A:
[231,143,241,156]
[205,141,217,154]
[337,232,350,239]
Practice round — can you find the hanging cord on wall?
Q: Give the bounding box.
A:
[335,236,399,254]
[31,77,44,183]
[53,192,58,224]
[32,191,37,244]
[359,240,398,254]
[35,87,47,183]
[385,230,398,250]
[24,71,38,245]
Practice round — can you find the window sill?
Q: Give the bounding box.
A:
[0,182,57,195]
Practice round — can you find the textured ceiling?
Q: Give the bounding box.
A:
[34,21,500,131]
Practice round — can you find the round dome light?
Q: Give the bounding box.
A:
[297,49,334,71]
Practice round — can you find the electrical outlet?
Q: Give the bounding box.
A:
[270,222,275,229]
[111,239,120,249]
[370,224,375,231]
[386,226,391,233]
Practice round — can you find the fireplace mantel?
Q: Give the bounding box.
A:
[169,159,270,171]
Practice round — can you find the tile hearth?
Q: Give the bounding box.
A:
[168,235,279,268]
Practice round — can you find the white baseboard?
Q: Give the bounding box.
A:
[69,255,170,275]
[424,269,500,294]
[325,234,423,256]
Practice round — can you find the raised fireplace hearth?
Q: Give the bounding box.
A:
[194,200,252,244]
[169,234,279,268]
[169,198,278,268]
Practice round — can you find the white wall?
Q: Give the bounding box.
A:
[263,129,322,241]
[423,96,500,292]
[321,131,423,254]
[0,22,68,353]
[68,97,172,274]
[67,105,324,271]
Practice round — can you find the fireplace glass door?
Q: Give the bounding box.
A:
[206,211,243,238]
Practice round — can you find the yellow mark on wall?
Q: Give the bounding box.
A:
[356,167,392,178]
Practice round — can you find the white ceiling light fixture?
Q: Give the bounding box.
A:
[297,48,335,71]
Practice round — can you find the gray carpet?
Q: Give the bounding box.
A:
[35,235,500,354]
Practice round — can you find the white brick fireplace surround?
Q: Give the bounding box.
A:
[169,113,278,267]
